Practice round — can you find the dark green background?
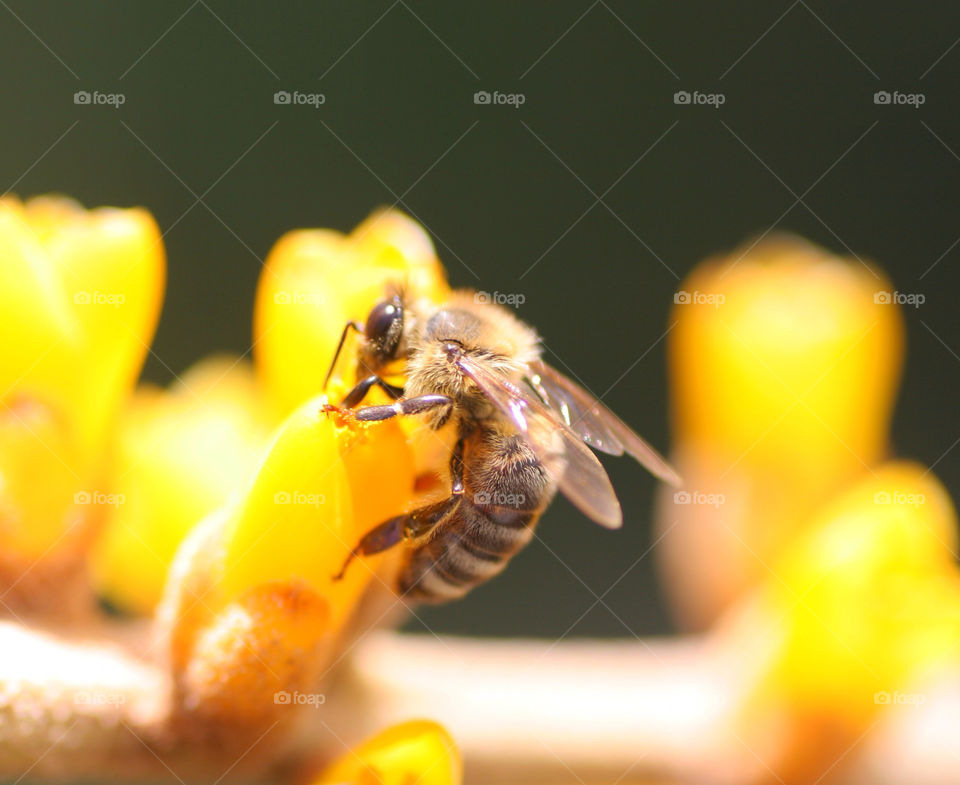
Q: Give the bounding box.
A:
[3,2,959,637]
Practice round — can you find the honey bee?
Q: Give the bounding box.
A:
[325,287,680,603]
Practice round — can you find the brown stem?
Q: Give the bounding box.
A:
[0,623,956,784]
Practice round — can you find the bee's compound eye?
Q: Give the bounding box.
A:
[364,297,404,355]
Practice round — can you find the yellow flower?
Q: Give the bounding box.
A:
[657,236,904,628]
[160,392,415,733]
[157,211,446,730]
[311,720,462,785]
[0,194,163,611]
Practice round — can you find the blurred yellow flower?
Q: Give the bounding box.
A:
[657,235,960,781]
[0,194,164,612]
[0,194,165,459]
[762,462,960,713]
[658,236,904,628]
[728,462,960,782]
[91,356,269,615]
[311,720,462,785]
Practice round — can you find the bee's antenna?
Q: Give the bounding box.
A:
[323,320,363,391]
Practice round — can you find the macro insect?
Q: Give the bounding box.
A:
[325,286,681,603]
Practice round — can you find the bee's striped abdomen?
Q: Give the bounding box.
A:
[399,426,554,603]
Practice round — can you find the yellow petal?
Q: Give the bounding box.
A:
[348,207,450,303]
[0,196,164,443]
[90,357,268,615]
[312,720,462,785]
[254,210,449,422]
[216,398,352,615]
[35,196,165,456]
[254,229,352,418]
[0,197,78,412]
[214,395,414,633]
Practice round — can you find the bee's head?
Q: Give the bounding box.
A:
[360,294,405,371]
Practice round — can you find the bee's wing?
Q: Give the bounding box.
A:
[455,354,623,528]
[525,368,624,456]
[527,360,681,487]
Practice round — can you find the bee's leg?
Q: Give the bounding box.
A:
[333,438,465,580]
[332,499,457,581]
[339,375,404,408]
[352,394,453,422]
[332,516,406,581]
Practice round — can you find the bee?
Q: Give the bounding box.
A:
[325,287,680,603]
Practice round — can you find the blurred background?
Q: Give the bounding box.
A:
[1,0,958,639]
